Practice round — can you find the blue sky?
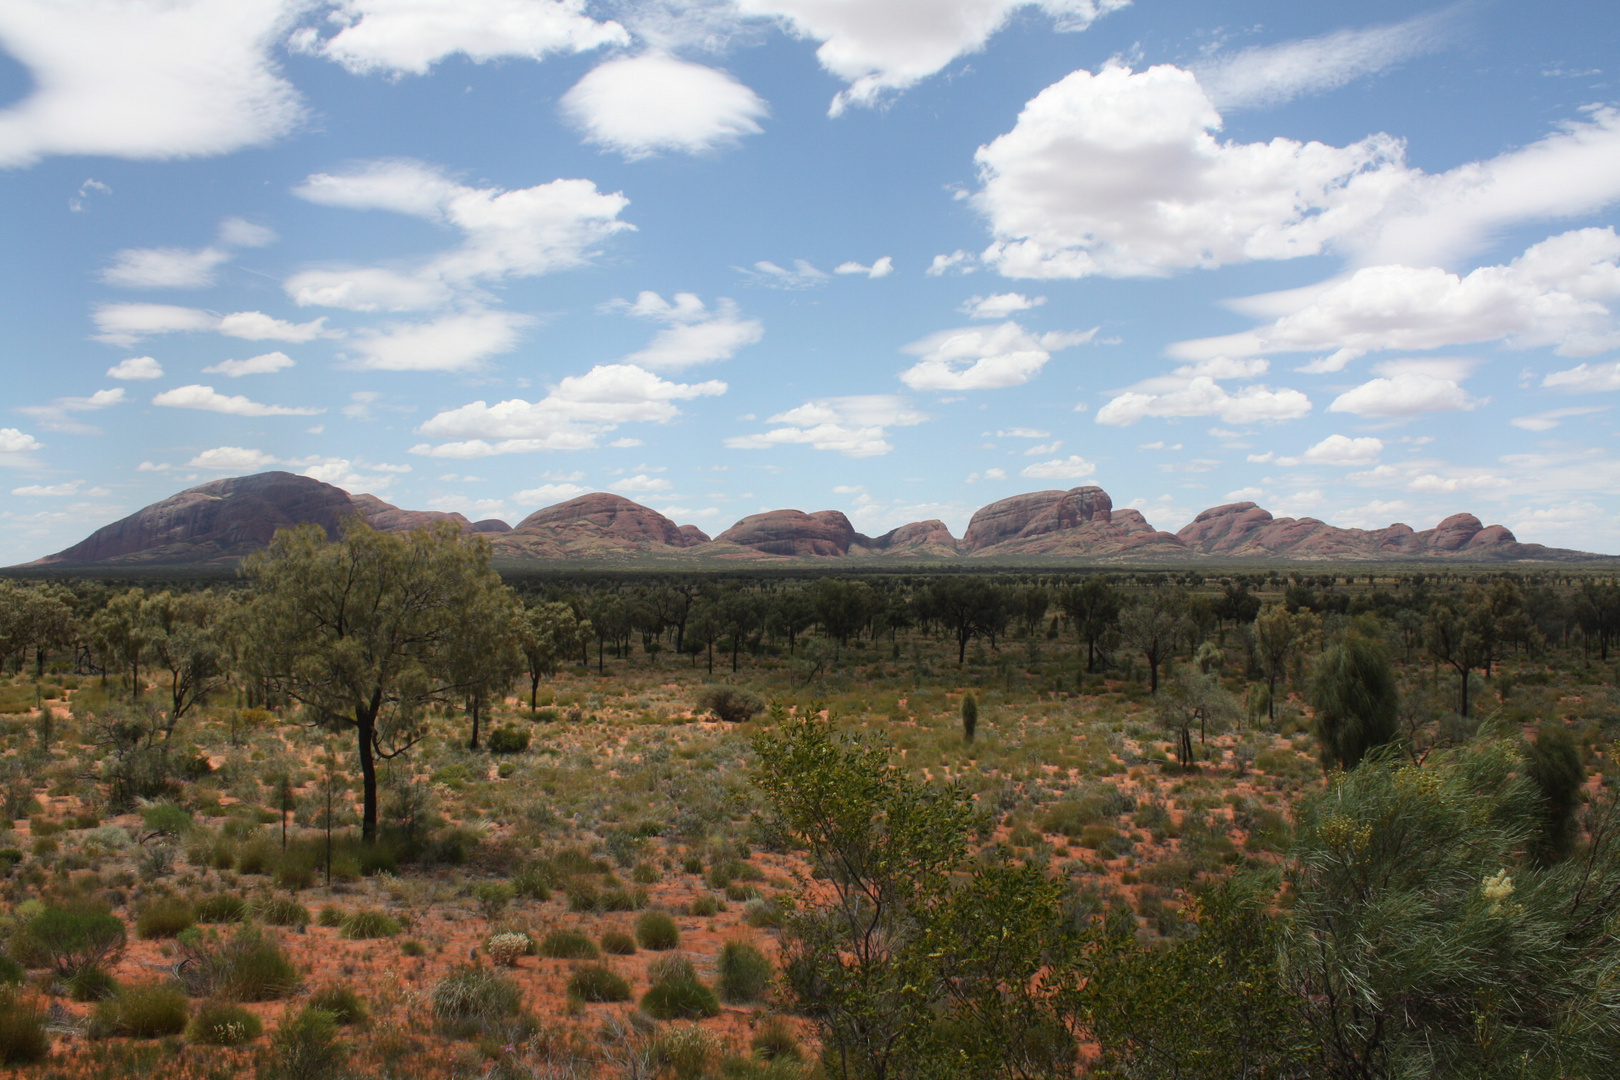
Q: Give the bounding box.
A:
[3,0,1620,563]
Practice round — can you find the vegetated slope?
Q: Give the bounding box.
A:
[23,473,1613,567]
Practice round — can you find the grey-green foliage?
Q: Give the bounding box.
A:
[754,707,1077,1080]
[1308,629,1399,770]
[1524,723,1584,865]
[1283,744,1620,1080]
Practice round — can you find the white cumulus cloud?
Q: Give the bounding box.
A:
[188,446,279,470]
[561,53,767,159]
[413,364,726,457]
[202,351,295,377]
[1095,357,1310,426]
[734,0,1128,115]
[18,388,127,434]
[899,321,1094,391]
[725,394,925,457]
[1276,434,1384,467]
[741,259,828,289]
[1020,455,1096,480]
[975,62,1409,279]
[514,482,590,505]
[346,310,531,372]
[1174,227,1620,362]
[151,384,324,417]
[101,246,231,289]
[310,0,626,76]
[835,256,894,278]
[0,0,305,168]
[93,304,327,346]
[960,292,1044,318]
[614,292,763,370]
[1328,373,1482,418]
[106,356,163,381]
[288,160,632,311]
[1510,406,1606,431]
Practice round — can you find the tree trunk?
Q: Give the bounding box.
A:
[468,696,481,750]
[357,709,379,844]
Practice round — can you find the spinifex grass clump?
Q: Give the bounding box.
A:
[539,930,599,959]
[186,1001,263,1046]
[717,940,774,1003]
[178,925,301,1002]
[566,964,632,1003]
[92,982,189,1038]
[431,965,523,1039]
[635,910,680,950]
[640,955,720,1020]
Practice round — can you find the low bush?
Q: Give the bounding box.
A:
[487,725,531,754]
[471,881,515,919]
[431,965,522,1038]
[0,956,24,986]
[717,940,773,1003]
[317,906,344,928]
[187,1000,263,1046]
[179,925,302,1002]
[93,981,189,1038]
[751,1016,804,1061]
[641,973,720,1020]
[267,1006,347,1080]
[195,894,248,923]
[695,687,766,724]
[341,909,401,939]
[539,930,599,960]
[308,984,368,1026]
[19,902,126,976]
[600,929,637,955]
[566,963,632,1003]
[653,1024,714,1080]
[251,895,311,928]
[0,991,49,1065]
[135,895,194,939]
[635,910,680,951]
[485,932,531,967]
[511,860,555,901]
[687,895,722,917]
[66,964,119,1002]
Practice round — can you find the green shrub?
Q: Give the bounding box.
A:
[268,1006,347,1080]
[431,965,521,1037]
[687,895,721,917]
[317,906,344,928]
[66,964,119,1002]
[696,686,766,723]
[187,1000,262,1046]
[653,1023,715,1080]
[0,990,49,1064]
[135,895,195,939]
[600,887,646,912]
[631,861,662,885]
[717,940,773,1003]
[21,903,126,976]
[0,955,24,986]
[180,925,301,1002]
[641,974,720,1020]
[341,909,401,939]
[750,1016,803,1061]
[94,981,189,1038]
[538,930,599,960]
[251,895,311,928]
[400,940,426,957]
[600,930,637,955]
[140,802,193,836]
[471,881,515,920]
[308,984,368,1026]
[566,964,632,1003]
[512,861,555,901]
[744,897,787,929]
[635,910,680,951]
[564,878,600,912]
[487,725,530,754]
[195,894,248,923]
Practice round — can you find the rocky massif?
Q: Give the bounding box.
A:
[22,471,1609,567]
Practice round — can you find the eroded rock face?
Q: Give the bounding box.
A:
[870,520,957,550]
[514,493,686,546]
[674,524,711,547]
[349,493,472,533]
[35,472,360,565]
[715,509,858,556]
[470,519,512,534]
[1176,503,1528,560]
[962,487,1113,550]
